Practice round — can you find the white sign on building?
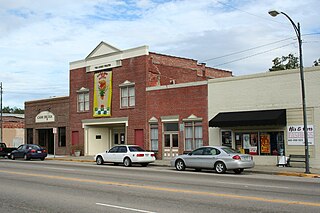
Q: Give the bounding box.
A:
[287,125,314,145]
[35,111,55,123]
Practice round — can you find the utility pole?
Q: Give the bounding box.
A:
[0,82,3,143]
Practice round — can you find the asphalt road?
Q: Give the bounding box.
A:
[0,159,319,213]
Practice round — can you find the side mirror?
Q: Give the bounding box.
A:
[188,152,192,156]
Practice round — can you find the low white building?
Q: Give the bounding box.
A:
[208,66,320,168]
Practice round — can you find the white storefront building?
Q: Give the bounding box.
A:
[208,67,320,168]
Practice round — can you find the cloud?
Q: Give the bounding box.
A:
[0,0,319,108]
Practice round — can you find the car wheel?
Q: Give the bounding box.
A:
[215,161,226,174]
[123,157,132,167]
[24,154,30,161]
[175,159,186,171]
[141,163,149,167]
[233,168,244,174]
[11,154,15,160]
[96,156,104,165]
[40,157,45,161]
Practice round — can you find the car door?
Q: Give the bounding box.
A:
[183,148,205,168]
[115,146,128,163]
[103,146,118,162]
[15,145,26,158]
[198,147,220,169]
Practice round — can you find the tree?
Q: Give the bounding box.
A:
[1,106,24,114]
[313,58,320,66]
[269,53,299,71]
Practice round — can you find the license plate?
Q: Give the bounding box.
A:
[145,154,149,157]
[243,156,250,161]
[37,151,42,153]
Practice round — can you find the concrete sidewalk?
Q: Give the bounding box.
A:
[46,155,320,178]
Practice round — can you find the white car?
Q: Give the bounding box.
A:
[94,145,156,167]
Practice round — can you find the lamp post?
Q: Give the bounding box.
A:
[268,10,310,174]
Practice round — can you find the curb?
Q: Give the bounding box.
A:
[276,172,320,178]
[46,158,320,178]
[46,158,95,163]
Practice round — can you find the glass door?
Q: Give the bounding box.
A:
[163,133,179,159]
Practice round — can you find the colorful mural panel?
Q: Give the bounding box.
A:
[93,71,112,117]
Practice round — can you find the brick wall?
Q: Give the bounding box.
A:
[149,53,232,84]
[146,84,209,157]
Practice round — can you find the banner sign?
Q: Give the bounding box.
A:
[287,125,314,145]
[93,71,112,117]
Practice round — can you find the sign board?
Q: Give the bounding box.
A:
[35,111,55,123]
[287,125,314,145]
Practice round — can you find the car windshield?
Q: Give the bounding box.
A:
[129,146,145,152]
[221,147,239,154]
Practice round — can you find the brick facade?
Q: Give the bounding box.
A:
[25,96,69,155]
[26,42,232,158]
[68,43,231,158]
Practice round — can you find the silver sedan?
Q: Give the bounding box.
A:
[170,146,254,174]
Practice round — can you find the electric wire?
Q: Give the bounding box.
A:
[212,42,296,67]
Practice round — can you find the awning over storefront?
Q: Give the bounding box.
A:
[209,109,286,127]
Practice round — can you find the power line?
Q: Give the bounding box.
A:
[202,33,320,63]
[216,1,284,25]
[202,37,295,62]
[212,42,296,67]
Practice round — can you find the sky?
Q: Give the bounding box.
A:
[0,0,319,109]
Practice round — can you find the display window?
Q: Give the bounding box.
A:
[234,131,284,156]
[221,131,232,147]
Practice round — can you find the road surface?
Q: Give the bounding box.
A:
[0,159,319,213]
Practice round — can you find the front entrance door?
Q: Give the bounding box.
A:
[113,128,125,146]
[38,129,54,154]
[163,133,179,159]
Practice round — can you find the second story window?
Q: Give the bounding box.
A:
[120,81,135,108]
[77,87,89,112]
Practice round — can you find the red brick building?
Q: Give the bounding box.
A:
[25,42,231,158]
[69,42,231,159]
[25,96,69,155]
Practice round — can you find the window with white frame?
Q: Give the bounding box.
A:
[120,84,135,108]
[150,123,158,151]
[77,87,89,112]
[185,121,203,151]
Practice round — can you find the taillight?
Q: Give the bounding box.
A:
[43,149,47,153]
[31,149,36,153]
[0,148,3,151]
[136,154,144,157]
[151,153,155,157]
[233,155,241,160]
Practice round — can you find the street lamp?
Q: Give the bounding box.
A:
[268,10,310,174]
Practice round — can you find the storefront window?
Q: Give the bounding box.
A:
[221,131,232,147]
[234,131,284,156]
[58,127,66,147]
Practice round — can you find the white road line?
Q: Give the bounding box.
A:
[217,181,289,189]
[96,203,157,213]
